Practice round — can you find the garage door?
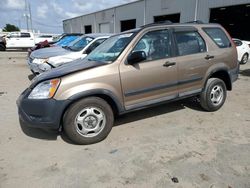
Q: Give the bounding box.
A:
[99,23,110,33]
[210,4,250,40]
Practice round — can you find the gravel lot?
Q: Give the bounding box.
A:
[0,52,250,188]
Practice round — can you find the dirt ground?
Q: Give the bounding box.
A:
[0,51,249,188]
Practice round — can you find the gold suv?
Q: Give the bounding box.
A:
[17,22,239,144]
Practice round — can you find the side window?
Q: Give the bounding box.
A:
[132,29,171,61]
[9,33,20,38]
[175,31,206,56]
[21,33,31,38]
[203,27,231,48]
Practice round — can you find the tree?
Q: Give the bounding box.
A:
[2,24,20,32]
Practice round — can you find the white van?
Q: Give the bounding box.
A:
[5,32,35,49]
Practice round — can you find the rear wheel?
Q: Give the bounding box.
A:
[241,53,248,64]
[200,78,227,112]
[63,97,114,145]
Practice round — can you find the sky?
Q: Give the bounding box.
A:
[0,0,136,34]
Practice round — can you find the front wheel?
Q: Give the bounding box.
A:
[63,97,114,145]
[200,78,227,112]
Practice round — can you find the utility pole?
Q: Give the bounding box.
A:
[28,2,33,32]
[24,0,32,31]
[24,0,29,31]
[194,0,199,21]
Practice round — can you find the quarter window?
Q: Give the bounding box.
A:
[203,27,231,48]
[175,31,206,56]
[132,29,171,61]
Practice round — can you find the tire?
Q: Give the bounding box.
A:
[0,44,6,51]
[63,97,114,145]
[240,53,248,64]
[200,78,227,112]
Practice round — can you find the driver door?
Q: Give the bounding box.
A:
[119,29,178,110]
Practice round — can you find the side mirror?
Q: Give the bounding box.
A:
[127,51,147,65]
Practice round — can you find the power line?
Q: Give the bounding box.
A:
[32,19,62,28]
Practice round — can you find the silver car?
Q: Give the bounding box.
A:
[28,33,112,74]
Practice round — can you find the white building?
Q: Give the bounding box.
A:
[63,0,250,40]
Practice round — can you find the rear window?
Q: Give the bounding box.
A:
[203,27,231,48]
[175,31,206,56]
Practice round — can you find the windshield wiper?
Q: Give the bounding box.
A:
[62,46,69,49]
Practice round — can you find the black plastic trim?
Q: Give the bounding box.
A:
[124,88,202,112]
[68,89,124,113]
[17,91,70,130]
[124,76,202,97]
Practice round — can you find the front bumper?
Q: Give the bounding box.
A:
[27,58,40,74]
[27,58,52,74]
[17,88,70,130]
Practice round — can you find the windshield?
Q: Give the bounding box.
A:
[66,36,93,51]
[55,35,80,46]
[87,33,135,62]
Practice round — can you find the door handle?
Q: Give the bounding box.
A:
[205,55,215,60]
[163,61,176,67]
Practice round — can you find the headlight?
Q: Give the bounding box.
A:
[28,79,60,99]
[33,58,48,64]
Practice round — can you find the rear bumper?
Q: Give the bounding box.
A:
[17,88,70,130]
[229,64,239,83]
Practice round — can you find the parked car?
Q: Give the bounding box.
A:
[5,32,35,49]
[52,33,83,46]
[28,33,83,56]
[0,36,6,51]
[233,38,250,64]
[34,34,54,44]
[242,40,250,47]
[28,33,111,74]
[17,22,238,145]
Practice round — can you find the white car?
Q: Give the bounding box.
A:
[5,32,35,49]
[28,33,111,74]
[233,38,250,64]
[34,35,55,44]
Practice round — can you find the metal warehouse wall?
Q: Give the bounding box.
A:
[63,0,250,33]
[197,0,250,22]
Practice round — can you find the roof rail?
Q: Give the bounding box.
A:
[141,20,173,28]
[185,20,205,24]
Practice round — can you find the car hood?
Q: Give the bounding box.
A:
[48,53,87,67]
[31,46,71,59]
[30,59,109,88]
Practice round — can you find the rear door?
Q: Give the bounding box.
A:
[119,29,178,110]
[173,27,210,97]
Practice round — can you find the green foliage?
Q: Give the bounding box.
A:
[2,24,20,32]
